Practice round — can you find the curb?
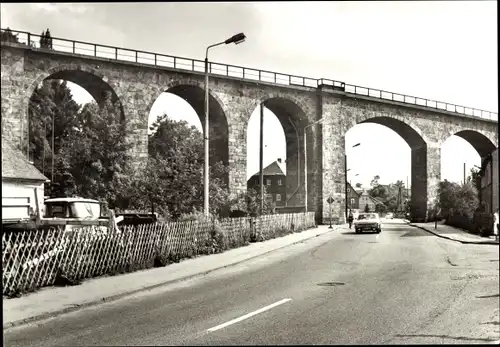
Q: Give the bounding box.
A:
[407,223,499,245]
[3,225,342,330]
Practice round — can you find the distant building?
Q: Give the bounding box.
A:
[358,190,385,212]
[346,182,361,210]
[247,160,286,206]
[2,140,49,221]
[477,148,498,214]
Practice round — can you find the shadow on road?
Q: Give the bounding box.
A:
[476,294,500,299]
[341,231,379,235]
[394,334,497,342]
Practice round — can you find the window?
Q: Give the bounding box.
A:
[276,194,281,202]
[266,179,271,186]
[277,179,282,186]
[350,198,355,205]
[347,188,350,193]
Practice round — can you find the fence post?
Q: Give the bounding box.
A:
[115,48,118,60]
[94,44,96,56]
[27,33,31,47]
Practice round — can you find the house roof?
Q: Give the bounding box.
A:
[347,182,361,197]
[2,140,49,182]
[250,161,285,177]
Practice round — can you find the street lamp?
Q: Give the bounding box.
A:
[304,118,325,212]
[204,32,246,216]
[345,143,361,221]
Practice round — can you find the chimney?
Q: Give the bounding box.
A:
[277,158,282,163]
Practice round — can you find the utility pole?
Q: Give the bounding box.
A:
[344,154,348,222]
[463,162,466,184]
[259,102,265,214]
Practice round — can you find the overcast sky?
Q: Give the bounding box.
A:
[2,2,497,185]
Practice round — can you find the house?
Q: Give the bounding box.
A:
[247,160,286,206]
[358,190,385,213]
[2,140,49,222]
[477,148,498,214]
[346,182,361,210]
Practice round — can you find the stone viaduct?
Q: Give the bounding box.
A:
[1,30,498,223]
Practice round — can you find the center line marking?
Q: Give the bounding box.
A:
[207,298,292,332]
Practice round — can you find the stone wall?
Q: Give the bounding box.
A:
[1,42,498,223]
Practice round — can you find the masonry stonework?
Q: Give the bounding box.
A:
[1,42,497,223]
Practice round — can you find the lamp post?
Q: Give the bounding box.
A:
[204,32,246,216]
[259,102,265,214]
[345,143,360,221]
[304,118,325,213]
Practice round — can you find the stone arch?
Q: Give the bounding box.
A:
[25,64,126,121]
[446,129,497,158]
[253,92,313,124]
[350,113,430,148]
[146,79,230,186]
[145,79,229,123]
[343,112,432,221]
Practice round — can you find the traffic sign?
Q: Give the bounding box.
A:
[327,197,334,204]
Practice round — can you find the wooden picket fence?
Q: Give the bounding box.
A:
[2,212,315,296]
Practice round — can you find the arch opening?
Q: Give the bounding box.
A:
[441,130,497,214]
[145,85,229,217]
[26,69,125,198]
[246,97,309,211]
[344,116,429,221]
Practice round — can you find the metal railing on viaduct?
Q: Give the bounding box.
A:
[1,28,498,121]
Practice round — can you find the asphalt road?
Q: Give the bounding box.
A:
[4,219,499,345]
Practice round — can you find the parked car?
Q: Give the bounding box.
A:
[354,213,382,233]
[385,212,394,219]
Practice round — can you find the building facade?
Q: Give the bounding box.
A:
[2,140,49,221]
[478,148,499,214]
[358,190,382,213]
[247,160,286,207]
[346,182,361,210]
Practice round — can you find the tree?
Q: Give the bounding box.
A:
[1,28,19,43]
[28,79,81,195]
[67,93,133,209]
[130,114,231,219]
[40,30,46,48]
[437,179,479,221]
[375,203,387,214]
[45,29,53,49]
[40,29,52,49]
[230,187,276,217]
[355,183,362,188]
[370,175,380,188]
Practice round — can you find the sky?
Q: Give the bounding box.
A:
[2,2,497,187]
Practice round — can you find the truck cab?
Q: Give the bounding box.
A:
[44,197,102,220]
[40,197,110,232]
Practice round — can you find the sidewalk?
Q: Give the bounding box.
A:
[3,224,346,329]
[407,220,499,245]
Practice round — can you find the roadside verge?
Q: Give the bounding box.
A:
[406,222,499,245]
[3,224,345,330]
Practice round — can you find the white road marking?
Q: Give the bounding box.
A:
[376,234,380,240]
[207,298,292,332]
